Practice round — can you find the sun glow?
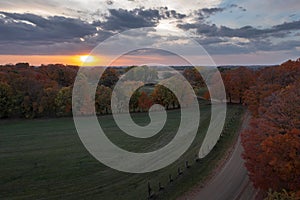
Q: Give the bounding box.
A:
[80,55,95,63]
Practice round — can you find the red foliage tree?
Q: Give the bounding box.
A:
[241,58,300,197]
[222,67,255,103]
[138,91,153,112]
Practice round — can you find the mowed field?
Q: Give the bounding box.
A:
[0,103,244,200]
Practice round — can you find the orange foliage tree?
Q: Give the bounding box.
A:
[222,67,255,103]
[241,58,300,198]
[138,91,153,112]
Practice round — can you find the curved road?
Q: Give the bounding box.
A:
[179,113,256,200]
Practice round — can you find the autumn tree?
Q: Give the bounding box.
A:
[183,67,204,90]
[152,85,178,109]
[241,58,300,198]
[95,85,112,115]
[55,87,72,117]
[243,84,281,117]
[129,90,141,112]
[243,59,300,115]
[38,87,59,116]
[99,68,119,88]
[259,83,300,131]
[265,189,299,200]
[0,82,13,118]
[138,91,153,112]
[222,67,255,103]
[203,91,210,100]
[38,64,78,87]
[125,65,158,82]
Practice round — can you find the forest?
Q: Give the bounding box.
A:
[0,64,198,119]
[240,59,300,199]
[1,59,300,199]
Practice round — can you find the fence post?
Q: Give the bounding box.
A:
[159,182,164,191]
[185,161,190,169]
[169,174,173,183]
[178,167,183,175]
[148,181,152,199]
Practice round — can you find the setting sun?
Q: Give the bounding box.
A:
[80,55,95,63]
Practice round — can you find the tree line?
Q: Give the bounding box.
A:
[0,64,194,118]
[1,59,299,198]
[181,60,300,199]
[239,59,300,199]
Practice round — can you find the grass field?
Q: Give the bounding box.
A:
[0,103,244,200]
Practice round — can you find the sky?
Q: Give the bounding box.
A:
[0,0,299,66]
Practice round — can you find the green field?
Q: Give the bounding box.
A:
[0,104,244,200]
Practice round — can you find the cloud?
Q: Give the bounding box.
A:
[228,4,247,12]
[178,20,300,39]
[0,12,97,43]
[0,2,299,58]
[195,37,225,45]
[200,36,300,55]
[98,8,161,31]
[176,14,300,55]
[0,8,187,54]
[160,7,187,19]
[201,7,224,15]
[126,48,178,56]
[192,7,225,21]
[95,7,186,32]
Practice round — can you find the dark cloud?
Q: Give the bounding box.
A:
[201,8,224,15]
[1,6,299,56]
[162,8,186,19]
[126,48,177,56]
[201,37,300,56]
[254,39,300,52]
[194,7,225,21]
[0,12,97,43]
[273,20,300,32]
[97,7,186,31]
[195,37,225,45]
[100,9,159,31]
[96,8,160,31]
[201,38,300,55]
[178,20,300,39]
[177,16,300,55]
[193,5,246,21]
[0,8,187,54]
[228,4,247,12]
[229,4,238,8]
[204,43,251,55]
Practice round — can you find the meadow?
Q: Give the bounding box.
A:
[0,103,244,200]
